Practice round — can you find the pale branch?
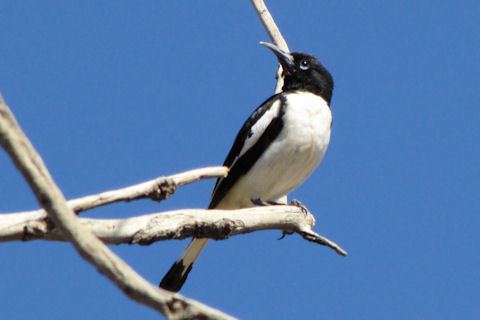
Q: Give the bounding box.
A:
[0,96,235,320]
[251,0,289,52]
[251,0,289,93]
[0,166,227,243]
[0,204,347,256]
[69,166,228,213]
[2,166,227,219]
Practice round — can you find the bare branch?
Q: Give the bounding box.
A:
[297,229,347,257]
[251,0,289,51]
[3,166,227,218]
[0,204,347,256]
[69,166,228,213]
[0,95,236,320]
[251,0,289,93]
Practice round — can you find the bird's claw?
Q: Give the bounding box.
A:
[251,197,269,206]
[289,199,309,215]
[278,230,294,240]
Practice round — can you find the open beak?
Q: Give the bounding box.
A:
[260,41,294,74]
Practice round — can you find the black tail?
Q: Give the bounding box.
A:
[159,238,208,292]
[159,260,193,292]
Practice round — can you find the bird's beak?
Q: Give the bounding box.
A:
[260,42,294,74]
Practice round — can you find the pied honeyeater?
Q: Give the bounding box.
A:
[160,42,334,292]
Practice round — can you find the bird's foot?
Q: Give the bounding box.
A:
[251,197,269,206]
[289,199,309,216]
[251,197,297,240]
[278,230,294,240]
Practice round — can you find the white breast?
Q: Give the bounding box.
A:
[218,91,332,209]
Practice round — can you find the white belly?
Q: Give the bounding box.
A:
[218,92,332,209]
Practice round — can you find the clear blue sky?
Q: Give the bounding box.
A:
[1,1,479,319]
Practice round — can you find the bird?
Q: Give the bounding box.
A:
[159,42,334,292]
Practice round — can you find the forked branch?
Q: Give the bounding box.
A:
[0,96,235,320]
[1,166,227,219]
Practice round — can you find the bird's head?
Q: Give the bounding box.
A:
[260,42,334,104]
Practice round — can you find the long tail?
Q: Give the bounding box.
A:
[159,238,209,292]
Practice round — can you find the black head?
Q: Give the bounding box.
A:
[260,42,334,104]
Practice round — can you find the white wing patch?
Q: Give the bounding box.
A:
[229,99,281,169]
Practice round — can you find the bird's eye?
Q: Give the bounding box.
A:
[299,59,310,70]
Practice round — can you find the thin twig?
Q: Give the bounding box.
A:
[0,95,236,320]
[251,0,289,93]
[70,166,227,213]
[299,230,348,256]
[1,166,227,218]
[251,0,289,51]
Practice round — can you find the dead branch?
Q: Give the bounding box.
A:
[68,166,228,213]
[0,204,347,256]
[1,166,227,220]
[0,166,228,243]
[0,96,235,320]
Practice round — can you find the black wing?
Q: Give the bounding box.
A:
[208,93,286,209]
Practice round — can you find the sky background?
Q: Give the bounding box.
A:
[1,1,479,319]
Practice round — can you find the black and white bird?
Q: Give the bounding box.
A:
[160,42,334,292]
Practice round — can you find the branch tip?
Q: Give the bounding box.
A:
[299,229,348,257]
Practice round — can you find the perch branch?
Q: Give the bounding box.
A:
[0,95,235,320]
[251,0,289,93]
[0,204,347,256]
